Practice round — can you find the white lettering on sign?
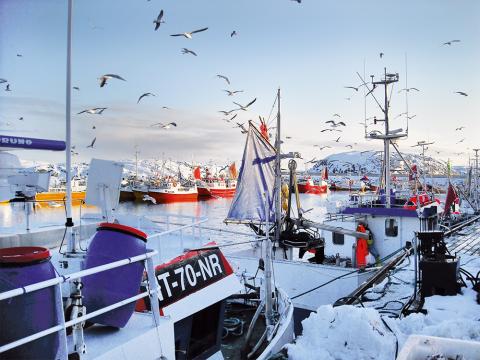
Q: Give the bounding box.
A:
[209,254,222,275]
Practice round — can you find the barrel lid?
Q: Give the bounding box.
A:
[98,222,147,240]
[0,246,51,264]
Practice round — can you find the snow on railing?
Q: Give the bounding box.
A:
[0,250,161,357]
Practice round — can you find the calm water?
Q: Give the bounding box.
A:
[0,193,350,235]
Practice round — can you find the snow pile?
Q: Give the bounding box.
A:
[287,305,396,360]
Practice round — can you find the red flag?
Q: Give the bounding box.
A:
[259,119,269,142]
[193,167,201,180]
[229,162,237,179]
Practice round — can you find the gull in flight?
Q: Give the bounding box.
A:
[151,122,177,129]
[219,109,237,116]
[442,40,460,46]
[170,27,208,39]
[87,137,97,148]
[99,74,126,87]
[314,145,331,150]
[325,120,346,127]
[407,115,417,120]
[153,10,164,31]
[335,136,341,143]
[223,89,243,96]
[233,98,256,111]
[379,52,384,58]
[223,114,238,123]
[455,91,468,96]
[5,84,11,91]
[181,48,197,56]
[333,113,341,117]
[234,122,247,133]
[456,138,465,144]
[320,128,341,133]
[216,74,230,85]
[230,31,237,37]
[73,86,80,91]
[399,87,420,93]
[344,86,359,92]
[143,194,157,204]
[137,92,156,103]
[0,78,7,84]
[345,145,353,149]
[455,126,465,131]
[77,107,107,115]
[394,112,407,119]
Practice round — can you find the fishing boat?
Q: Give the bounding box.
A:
[297,176,328,194]
[196,164,238,198]
[119,183,135,202]
[148,181,198,203]
[35,178,86,204]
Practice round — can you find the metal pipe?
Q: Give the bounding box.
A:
[300,219,370,239]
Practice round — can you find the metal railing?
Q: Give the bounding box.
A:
[0,250,161,357]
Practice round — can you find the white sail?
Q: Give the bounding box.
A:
[225,124,276,223]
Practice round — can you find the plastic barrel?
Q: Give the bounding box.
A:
[0,247,60,360]
[82,223,147,328]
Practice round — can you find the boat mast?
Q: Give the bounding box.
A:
[65,0,76,252]
[275,87,282,243]
[473,148,480,212]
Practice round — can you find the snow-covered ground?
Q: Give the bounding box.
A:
[287,254,480,360]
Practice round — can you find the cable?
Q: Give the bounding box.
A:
[380,316,398,358]
[291,269,359,300]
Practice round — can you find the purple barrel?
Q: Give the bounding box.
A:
[82,223,147,328]
[0,247,60,360]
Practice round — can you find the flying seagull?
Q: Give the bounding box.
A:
[5,84,11,91]
[335,136,341,142]
[407,115,417,120]
[181,48,197,56]
[233,98,256,111]
[325,120,346,127]
[16,54,22,57]
[344,86,359,92]
[344,97,351,101]
[0,79,7,84]
[99,74,126,87]
[333,113,341,117]
[153,10,164,30]
[379,52,384,58]
[219,109,237,116]
[137,92,156,103]
[223,89,243,96]
[455,91,468,97]
[18,117,24,121]
[399,87,420,93]
[170,27,208,39]
[77,107,107,115]
[320,128,341,133]
[92,126,96,129]
[151,122,177,129]
[291,0,301,3]
[73,86,80,91]
[442,40,460,46]
[87,137,97,148]
[226,114,238,122]
[216,74,230,85]
[313,145,331,150]
[230,31,237,37]
[143,194,157,204]
[456,138,465,144]
[455,126,465,131]
[234,122,247,133]
[345,145,353,149]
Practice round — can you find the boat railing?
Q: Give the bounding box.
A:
[347,192,410,209]
[0,250,162,358]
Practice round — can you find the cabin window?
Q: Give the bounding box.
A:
[332,232,344,245]
[385,218,398,237]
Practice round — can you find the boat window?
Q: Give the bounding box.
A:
[332,232,344,245]
[385,218,398,237]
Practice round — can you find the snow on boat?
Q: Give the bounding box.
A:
[296,176,328,194]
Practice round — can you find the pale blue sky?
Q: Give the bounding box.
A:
[1,0,479,167]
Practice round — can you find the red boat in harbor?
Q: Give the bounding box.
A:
[148,181,198,203]
[196,163,238,198]
[297,167,328,194]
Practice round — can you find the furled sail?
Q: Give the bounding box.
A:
[225,124,276,223]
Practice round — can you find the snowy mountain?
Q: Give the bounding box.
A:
[309,151,459,176]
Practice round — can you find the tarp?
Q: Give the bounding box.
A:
[225,124,276,223]
[0,135,66,151]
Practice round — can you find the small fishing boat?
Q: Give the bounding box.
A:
[196,163,238,198]
[148,181,198,203]
[297,176,328,194]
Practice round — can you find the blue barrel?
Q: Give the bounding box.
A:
[0,247,60,360]
[83,223,147,328]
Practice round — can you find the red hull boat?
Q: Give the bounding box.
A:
[297,177,328,194]
[148,182,198,203]
[197,180,237,198]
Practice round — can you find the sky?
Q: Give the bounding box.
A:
[0,0,479,169]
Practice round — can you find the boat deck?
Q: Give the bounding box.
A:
[446,222,480,256]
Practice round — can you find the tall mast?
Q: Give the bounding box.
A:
[65,0,75,252]
[274,88,282,245]
[473,148,480,211]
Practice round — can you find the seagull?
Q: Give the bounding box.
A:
[181,48,197,56]
[143,194,157,204]
[73,86,80,91]
[5,84,11,91]
[344,86,359,92]
[335,137,341,142]
[153,10,164,31]
[320,128,342,133]
[92,126,96,129]
[313,145,331,150]
[77,107,107,115]
[456,138,465,144]
[233,98,256,111]
[291,0,301,3]
[325,120,346,127]
[151,122,177,129]
[394,112,407,119]
[399,87,420,93]
[87,137,97,148]
[234,122,247,132]
[137,92,156,103]
[170,27,208,39]
[230,30,237,37]
[98,74,126,87]
[285,136,292,139]
[455,126,465,131]
[0,79,7,84]
[227,114,238,122]
[379,52,384,58]
[407,115,417,120]
[219,109,237,116]
[455,91,468,97]
[18,117,24,121]
[216,74,230,85]
[344,97,351,101]
[162,106,171,110]
[306,157,317,164]
[223,89,243,96]
[16,54,22,57]
[442,40,461,46]
[345,145,353,149]
[333,113,341,117]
